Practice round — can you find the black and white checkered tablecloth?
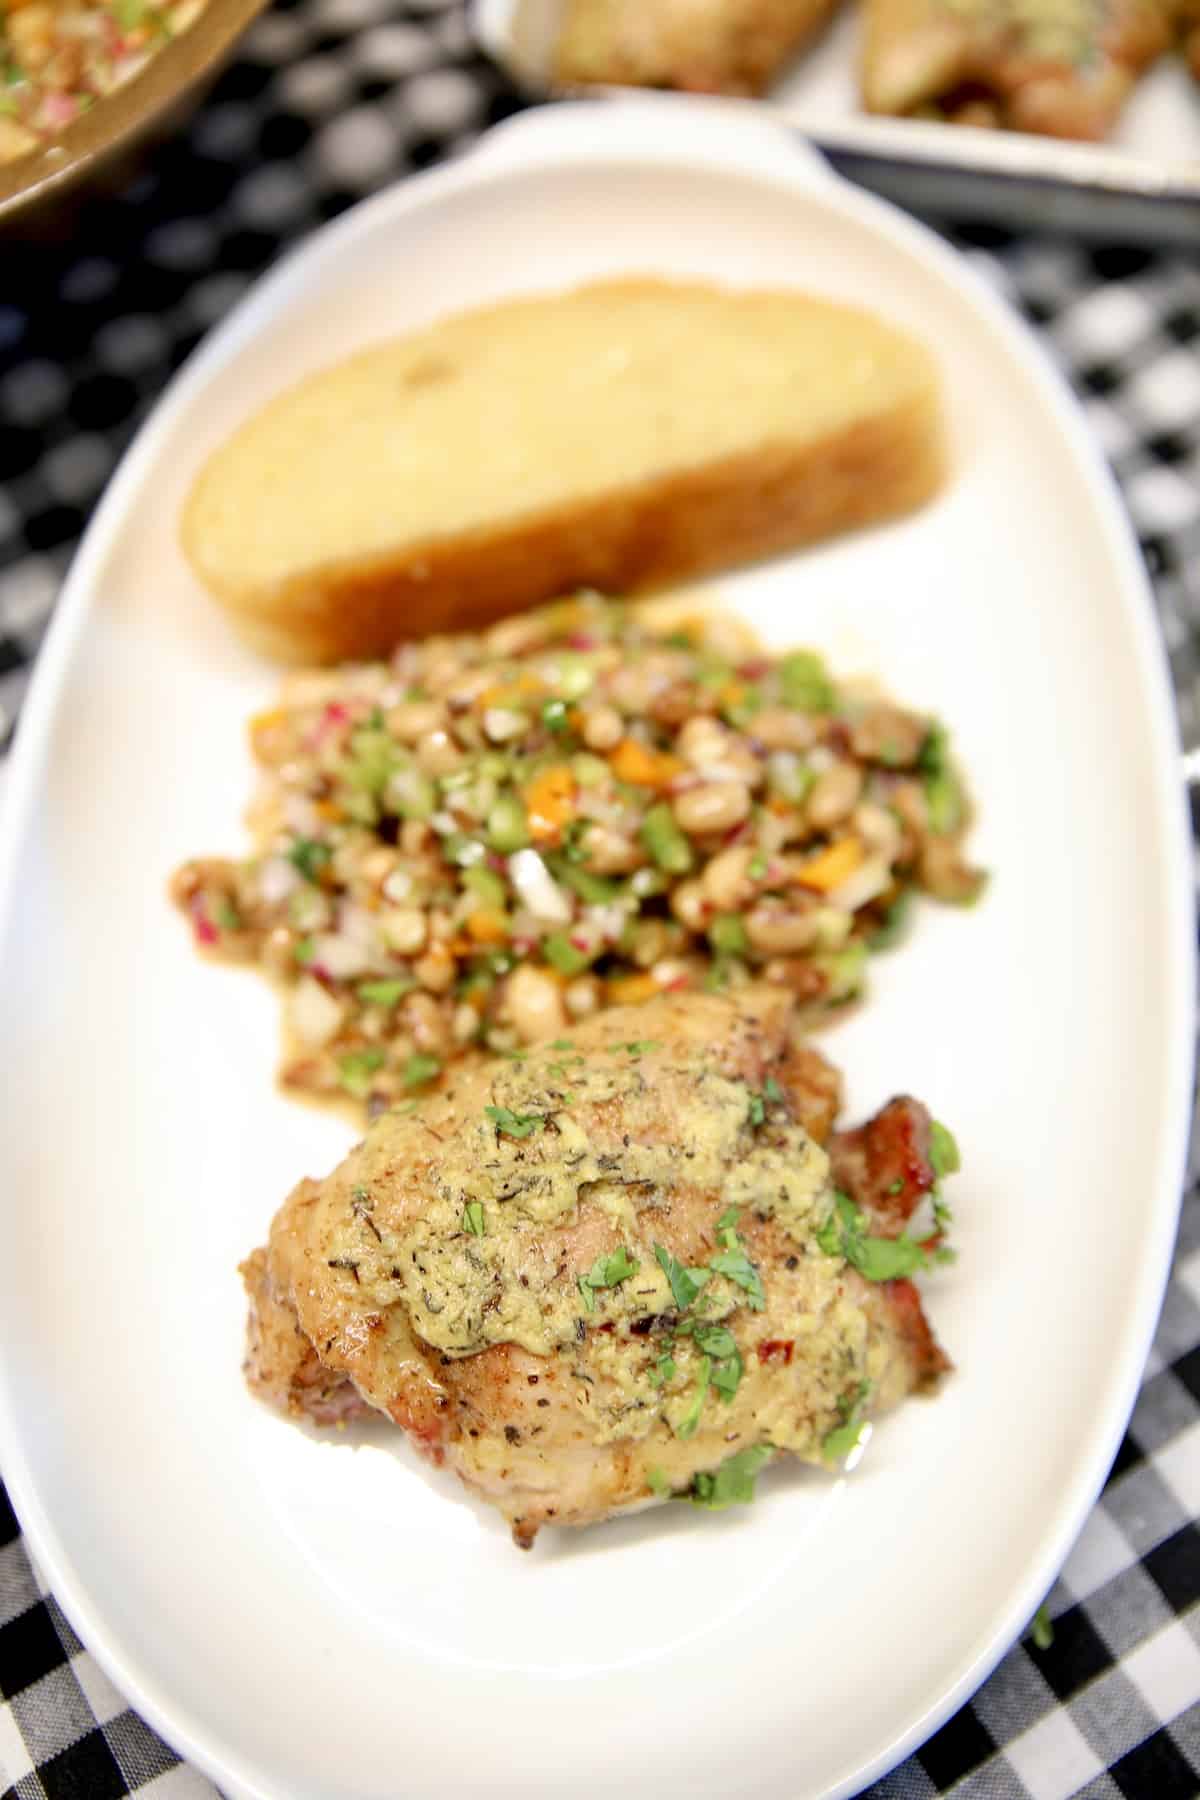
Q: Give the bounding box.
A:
[2,7,1200,1796]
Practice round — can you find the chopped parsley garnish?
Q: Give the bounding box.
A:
[673,1357,711,1439]
[403,1053,441,1089]
[709,1246,766,1311]
[929,1119,961,1179]
[293,936,317,966]
[821,1380,872,1463]
[548,1039,575,1051]
[886,1178,905,1195]
[919,723,964,835]
[816,1191,934,1281]
[648,1352,677,1388]
[715,1205,740,1250]
[654,1244,711,1312]
[543,932,592,977]
[607,1040,660,1057]
[541,697,571,733]
[778,649,833,713]
[484,1104,544,1137]
[869,890,912,950]
[337,1048,386,1097]
[215,898,242,931]
[351,1185,369,1203]
[747,1076,784,1127]
[578,1246,639,1312]
[709,914,748,957]
[747,852,768,880]
[288,838,332,882]
[1030,1604,1054,1651]
[688,1444,773,1509]
[462,1201,486,1238]
[646,1467,672,1498]
[561,818,593,864]
[357,978,415,1007]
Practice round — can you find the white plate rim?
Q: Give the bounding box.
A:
[0,99,1194,1800]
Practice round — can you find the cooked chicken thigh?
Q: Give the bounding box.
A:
[243,989,954,1545]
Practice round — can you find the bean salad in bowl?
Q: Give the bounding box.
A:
[172,594,982,1117]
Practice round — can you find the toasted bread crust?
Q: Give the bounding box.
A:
[190,384,943,665]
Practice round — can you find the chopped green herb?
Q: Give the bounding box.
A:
[648,1352,677,1388]
[115,0,149,27]
[822,1381,873,1463]
[215,898,242,931]
[293,936,317,966]
[641,803,694,874]
[484,1104,544,1138]
[1030,1604,1054,1651]
[869,890,913,951]
[389,765,435,820]
[351,1185,369,1203]
[747,852,768,880]
[918,721,947,775]
[561,819,595,866]
[583,1246,639,1292]
[747,1092,765,1127]
[763,1077,783,1104]
[541,697,571,734]
[715,1205,741,1250]
[338,1048,386,1097]
[709,1353,744,1400]
[919,723,964,834]
[817,1191,930,1282]
[688,1444,773,1509]
[707,913,748,958]
[557,862,618,904]
[778,650,834,713]
[646,1467,672,1498]
[403,1053,441,1089]
[357,978,415,1008]
[548,1039,575,1051]
[443,833,485,869]
[929,1119,961,1179]
[608,1039,660,1057]
[288,838,332,882]
[673,1357,711,1439]
[886,1178,905,1196]
[344,725,398,796]
[722,683,762,728]
[543,932,592,976]
[709,1246,766,1310]
[463,865,507,911]
[486,793,529,853]
[933,1194,954,1234]
[462,1201,486,1238]
[654,1244,710,1312]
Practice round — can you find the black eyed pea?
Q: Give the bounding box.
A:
[672,781,751,836]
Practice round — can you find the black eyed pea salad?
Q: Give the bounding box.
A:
[172,595,983,1116]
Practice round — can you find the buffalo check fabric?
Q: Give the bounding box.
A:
[2,8,1200,1798]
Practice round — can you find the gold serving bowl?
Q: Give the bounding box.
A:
[0,0,269,230]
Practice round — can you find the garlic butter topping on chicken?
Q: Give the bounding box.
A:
[243,988,956,1546]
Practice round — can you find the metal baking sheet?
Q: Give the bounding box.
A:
[474,0,1200,242]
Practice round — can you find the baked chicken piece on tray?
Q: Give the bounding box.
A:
[861,0,1171,137]
[543,0,843,95]
[243,988,959,1547]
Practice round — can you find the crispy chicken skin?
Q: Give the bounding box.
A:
[243,990,952,1546]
